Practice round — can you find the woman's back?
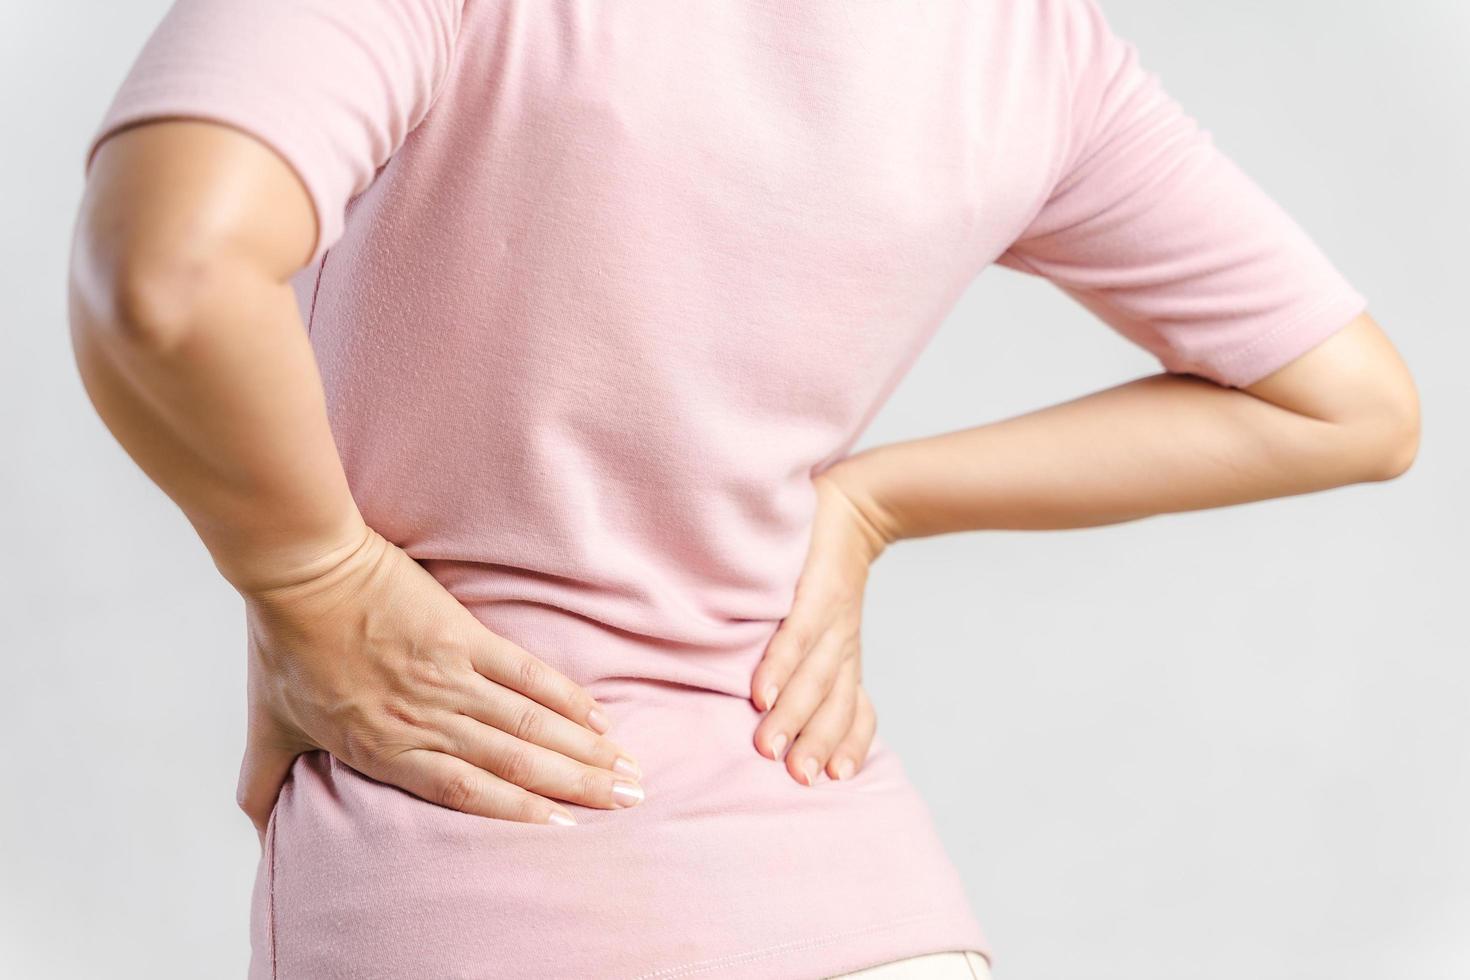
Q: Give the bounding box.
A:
[295,0,1045,687]
[85,0,1368,976]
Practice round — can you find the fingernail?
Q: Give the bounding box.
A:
[613,756,641,779]
[835,757,855,780]
[587,707,611,733]
[612,781,645,807]
[547,810,577,826]
[801,758,818,785]
[769,732,788,758]
[762,685,779,710]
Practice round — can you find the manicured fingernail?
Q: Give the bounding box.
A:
[835,757,856,781]
[547,810,577,826]
[612,781,645,807]
[762,685,779,710]
[587,707,611,733]
[769,732,788,758]
[614,756,641,779]
[801,758,818,785]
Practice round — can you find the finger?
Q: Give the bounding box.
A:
[754,627,847,760]
[826,685,878,781]
[440,712,645,811]
[383,747,580,825]
[454,669,642,778]
[784,658,859,786]
[466,630,611,735]
[236,732,300,839]
[750,612,820,712]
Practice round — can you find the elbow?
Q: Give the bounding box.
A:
[111,259,220,353]
[1368,408,1419,483]
[1244,310,1421,486]
[72,247,223,355]
[1358,373,1421,483]
[69,186,229,355]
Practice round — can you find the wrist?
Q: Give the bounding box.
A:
[818,455,904,559]
[208,511,376,597]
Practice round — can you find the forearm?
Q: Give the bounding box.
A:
[69,121,368,594]
[69,258,367,593]
[829,366,1416,544]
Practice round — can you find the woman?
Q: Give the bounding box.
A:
[68,0,1418,977]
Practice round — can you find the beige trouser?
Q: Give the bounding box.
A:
[827,949,993,978]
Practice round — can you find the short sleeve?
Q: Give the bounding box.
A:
[995,0,1368,389]
[83,0,465,269]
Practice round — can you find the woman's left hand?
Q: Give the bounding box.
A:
[750,464,895,785]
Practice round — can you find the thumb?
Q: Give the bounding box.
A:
[236,728,301,844]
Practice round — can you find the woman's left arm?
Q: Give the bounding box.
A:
[751,311,1417,786]
[825,310,1418,542]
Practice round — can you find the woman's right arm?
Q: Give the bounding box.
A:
[69,119,643,838]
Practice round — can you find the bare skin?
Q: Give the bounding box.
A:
[70,118,1419,830]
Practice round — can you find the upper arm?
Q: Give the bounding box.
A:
[76,119,318,334]
[77,0,464,283]
[996,0,1371,392]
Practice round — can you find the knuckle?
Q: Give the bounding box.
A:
[438,773,480,813]
[516,656,546,694]
[381,695,422,731]
[499,745,537,787]
[578,766,604,802]
[508,704,544,745]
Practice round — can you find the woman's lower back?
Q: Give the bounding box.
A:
[251,594,990,979]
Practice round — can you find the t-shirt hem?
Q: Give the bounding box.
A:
[1196,288,1369,389]
[625,906,992,980]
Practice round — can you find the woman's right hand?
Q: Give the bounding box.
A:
[234,524,645,841]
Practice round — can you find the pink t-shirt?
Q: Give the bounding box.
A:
[86,1,1367,977]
